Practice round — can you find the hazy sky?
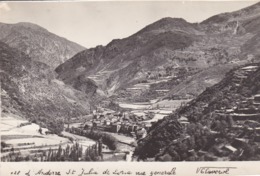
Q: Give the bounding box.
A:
[0,1,258,48]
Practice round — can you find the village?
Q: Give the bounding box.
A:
[172,65,260,161]
[1,92,190,162]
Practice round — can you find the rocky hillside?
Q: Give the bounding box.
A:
[0,42,91,133]
[55,18,199,95]
[201,1,260,60]
[135,62,260,161]
[56,2,260,98]
[202,1,260,34]
[0,22,85,69]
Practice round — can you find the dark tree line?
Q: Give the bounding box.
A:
[2,141,103,162]
[68,127,118,150]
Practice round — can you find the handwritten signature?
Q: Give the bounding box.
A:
[196,167,237,174]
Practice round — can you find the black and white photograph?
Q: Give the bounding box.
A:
[1,0,260,164]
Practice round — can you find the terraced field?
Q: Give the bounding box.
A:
[1,114,70,152]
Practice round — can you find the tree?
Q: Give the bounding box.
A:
[78,145,83,161]
[69,146,77,161]
[84,148,91,161]
[98,138,103,156]
[64,145,70,160]
[39,127,42,134]
[242,144,255,160]
[159,153,172,161]
[50,151,56,161]
[47,148,52,161]
[1,141,7,149]
[47,119,64,135]
[56,145,62,161]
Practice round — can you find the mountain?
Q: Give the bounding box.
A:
[55,2,260,100]
[135,62,260,161]
[201,1,260,59]
[202,1,260,34]
[55,18,199,95]
[0,22,85,69]
[0,42,91,133]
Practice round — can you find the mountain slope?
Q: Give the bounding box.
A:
[56,2,260,99]
[164,64,235,98]
[0,42,91,133]
[202,1,260,32]
[0,22,85,68]
[55,18,199,95]
[201,1,260,59]
[135,62,260,161]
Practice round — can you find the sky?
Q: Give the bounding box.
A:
[0,1,258,48]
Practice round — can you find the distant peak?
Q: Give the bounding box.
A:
[135,17,192,35]
[152,17,190,27]
[14,22,49,32]
[16,22,40,26]
[158,17,188,23]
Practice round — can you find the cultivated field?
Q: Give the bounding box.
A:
[1,114,70,149]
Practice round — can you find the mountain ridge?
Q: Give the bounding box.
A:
[0,22,85,69]
[55,2,260,99]
[55,18,199,95]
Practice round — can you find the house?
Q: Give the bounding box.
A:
[136,128,147,139]
[188,149,196,156]
[120,123,131,133]
[110,117,118,123]
[93,120,101,127]
[81,122,92,129]
[210,130,220,135]
[159,110,173,115]
[198,150,208,156]
[231,113,260,121]
[179,116,188,122]
[127,125,138,132]
[104,120,111,126]
[231,124,244,130]
[225,109,234,113]
[178,116,190,127]
[110,124,121,133]
[104,110,115,115]
[222,145,237,153]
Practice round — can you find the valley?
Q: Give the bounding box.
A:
[0,84,190,161]
[1,1,260,162]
